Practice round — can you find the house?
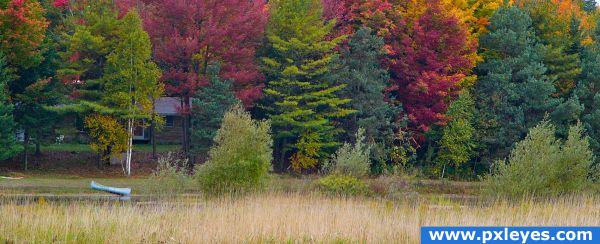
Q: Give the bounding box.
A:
[133,97,187,144]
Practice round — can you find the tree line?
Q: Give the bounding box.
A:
[1,0,599,179]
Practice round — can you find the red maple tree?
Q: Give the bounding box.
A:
[324,0,476,138]
[129,0,268,107]
[119,0,268,152]
[387,1,476,134]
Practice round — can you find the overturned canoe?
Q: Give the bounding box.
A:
[90,181,131,196]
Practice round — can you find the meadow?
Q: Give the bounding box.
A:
[1,193,598,243]
[0,176,598,243]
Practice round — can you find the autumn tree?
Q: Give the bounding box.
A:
[191,62,240,155]
[322,0,400,37]
[385,0,477,138]
[261,0,353,171]
[0,0,48,69]
[0,52,20,161]
[131,0,268,154]
[474,6,559,163]
[329,27,401,171]
[441,0,502,38]
[103,10,163,176]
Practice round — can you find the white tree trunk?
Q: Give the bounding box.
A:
[126,118,134,176]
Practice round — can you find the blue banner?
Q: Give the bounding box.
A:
[421,227,599,243]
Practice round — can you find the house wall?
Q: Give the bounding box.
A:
[154,116,184,144]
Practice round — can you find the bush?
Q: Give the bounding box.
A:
[194,105,273,195]
[84,114,127,163]
[483,120,595,198]
[316,174,370,196]
[323,128,372,178]
[147,153,192,196]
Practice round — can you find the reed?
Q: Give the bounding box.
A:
[1,194,598,243]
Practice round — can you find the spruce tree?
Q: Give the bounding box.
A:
[191,62,239,155]
[474,6,559,163]
[329,27,401,171]
[261,0,353,171]
[0,52,20,161]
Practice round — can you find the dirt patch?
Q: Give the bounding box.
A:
[0,151,168,177]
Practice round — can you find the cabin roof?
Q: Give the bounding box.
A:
[155,97,186,116]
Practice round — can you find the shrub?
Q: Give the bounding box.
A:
[194,105,273,195]
[290,132,320,172]
[84,114,127,163]
[147,152,192,196]
[483,120,595,198]
[316,174,370,196]
[323,128,372,178]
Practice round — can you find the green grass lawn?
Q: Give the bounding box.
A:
[0,174,481,197]
[0,177,153,195]
[33,143,181,153]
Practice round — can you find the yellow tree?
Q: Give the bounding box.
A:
[84,114,128,167]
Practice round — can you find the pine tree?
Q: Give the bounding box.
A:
[574,18,600,163]
[474,6,560,163]
[261,0,354,171]
[580,0,597,12]
[436,91,476,178]
[542,16,583,98]
[329,27,401,171]
[58,0,124,114]
[518,0,587,97]
[0,52,20,161]
[191,62,240,155]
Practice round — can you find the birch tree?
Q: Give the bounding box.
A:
[104,10,162,176]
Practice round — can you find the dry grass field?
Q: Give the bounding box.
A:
[1,194,598,243]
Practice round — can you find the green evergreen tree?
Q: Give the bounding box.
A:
[191,62,240,155]
[574,18,600,164]
[0,52,20,161]
[521,1,583,97]
[474,6,560,163]
[57,0,124,115]
[580,0,597,13]
[544,17,583,97]
[436,91,476,178]
[261,0,353,171]
[544,45,581,96]
[329,27,401,172]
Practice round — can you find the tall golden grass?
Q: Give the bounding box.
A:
[0,194,598,243]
